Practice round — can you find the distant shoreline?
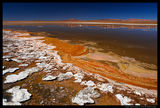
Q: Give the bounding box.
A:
[3,21,157,26]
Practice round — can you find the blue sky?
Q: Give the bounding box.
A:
[3,2,157,21]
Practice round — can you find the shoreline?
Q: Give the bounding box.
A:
[2,30,157,104]
[3,29,157,90]
[3,21,157,26]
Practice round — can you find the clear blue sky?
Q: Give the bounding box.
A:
[3,2,157,21]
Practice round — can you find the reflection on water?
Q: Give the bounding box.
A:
[3,24,157,65]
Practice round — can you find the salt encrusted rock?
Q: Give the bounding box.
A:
[58,72,73,81]
[72,87,100,105]
[3,66,6,69]
[42,75,57,81]
[135,103,140,105]
[115,94,132,105]
[3,67,19,75]
[3,55,12,59]
[4,67,39,83]
[12,58,23,63]
[146,98,155,103]
[3,99,21,105]
[36,62,53,69]
[5,86,31,105]
[96,83,113,93]
[19,64,29,67]
[74,73,84,83]
[80,80,96,87]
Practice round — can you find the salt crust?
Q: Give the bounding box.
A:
[3,67,19,75]
[42,75,57,81]
[72,86,100,105]
[3,86,31,105]
[146,98,155,103]
[115,94,132,105]
[58,72,73,81]
[4,67,39,83]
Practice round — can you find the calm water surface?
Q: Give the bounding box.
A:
[3,25,157,65]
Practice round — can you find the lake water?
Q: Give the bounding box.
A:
[3,25,157,65]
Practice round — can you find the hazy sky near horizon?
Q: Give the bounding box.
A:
[3,2,157,21]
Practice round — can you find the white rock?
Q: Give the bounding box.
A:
[6,86,31,103]
[83,80,96,87]
[19,64,28,67]
[12,58,23,63]
[80,81,87,85]
[115,94,132,105]
[72,87,100,105]
[146,98,155,103]
[3,66,6,69]
[74,73,84,83]
[3,55,12,59]
[3,67,19,75]
[58,72,73,81]
[42,75,57,81]
[97,83,113,93]
[135,103,140,105]
[4,67,39,83]
[3,99,21,105]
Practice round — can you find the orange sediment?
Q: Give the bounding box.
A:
[43,36,157,90]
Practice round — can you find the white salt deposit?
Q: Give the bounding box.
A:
[3,99,21,105]
[81,80,96,87]
[4,67,39,83]
[42,75,57,81]
[72,87,100,105]
[3,67,19,75]
[3,66,6,69]
[115,94,132,105]
[74,73,84,83]
[146,98,155,103]
[4,86,32,105]
[19,64,29,67]
[96,83,113,93]
[12,58,23,63]
[58,72,73,81]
